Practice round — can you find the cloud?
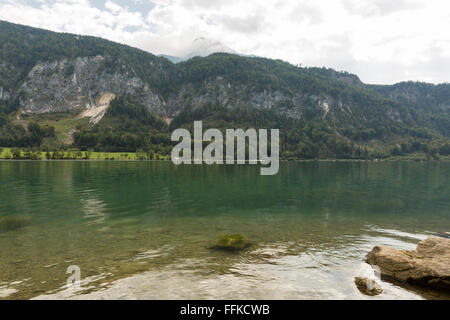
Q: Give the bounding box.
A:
[342,0,423,17]
[288,2,324,25]
[211,13,267,34]
[104,0,121,14]
[0,0,449,84]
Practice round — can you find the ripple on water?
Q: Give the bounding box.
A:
[33,240,424,300]
[1,161,448,300]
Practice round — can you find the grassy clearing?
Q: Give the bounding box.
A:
[0,147,170,160]
[13,111,91,144]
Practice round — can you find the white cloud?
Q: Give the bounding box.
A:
[0,0,449,84]
[104,0,122,14]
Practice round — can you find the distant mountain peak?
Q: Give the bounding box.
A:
[160,37,237,63]
[186,37,237,59]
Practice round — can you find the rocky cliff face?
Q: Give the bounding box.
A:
[2,56,343,124]
[370,82,450,111]
[163,75,409,129]
[0,86,10,101]
[16,55,163,121]
[164,77,293,117]
[0,54,415,130]
[0,62,18,100]
[165,76,350,122]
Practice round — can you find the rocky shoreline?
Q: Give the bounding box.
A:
[359,236,450,297]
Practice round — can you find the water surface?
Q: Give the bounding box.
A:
[0,161,449,299]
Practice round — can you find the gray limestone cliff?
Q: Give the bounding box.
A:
[14,55,163,122]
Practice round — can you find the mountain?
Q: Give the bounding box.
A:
[159,37,237,63]
[158,54,184,64]
[0,20,449,159]
[368,82,450,137]
[184,37,237,59]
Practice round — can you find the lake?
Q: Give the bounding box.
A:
[0,161,449,299]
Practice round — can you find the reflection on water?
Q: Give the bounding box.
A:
[81,197,108,225]
[0,161,449,300]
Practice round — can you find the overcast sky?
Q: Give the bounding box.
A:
[1,0,449,84]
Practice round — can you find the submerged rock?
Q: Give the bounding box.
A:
[365,236,450,290]
[210,234,249,251]
[354,277,383,296]
[0,215,31,233]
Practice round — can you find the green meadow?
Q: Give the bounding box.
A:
[0,147,170,160]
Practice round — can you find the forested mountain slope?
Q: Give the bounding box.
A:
[1,20,449,159]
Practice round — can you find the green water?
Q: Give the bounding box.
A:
[0,161,449,300]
